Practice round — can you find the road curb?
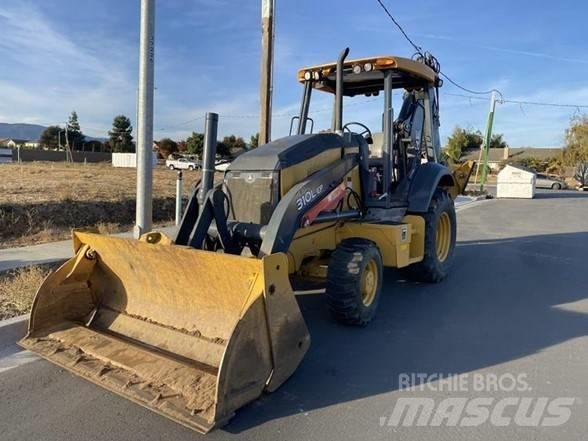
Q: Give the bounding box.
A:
[0,315,28,357]
[0,315,28,337]
[0,314,28,328]
[455,196,491,212]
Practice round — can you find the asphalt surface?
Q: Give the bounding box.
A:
[1,191,588,441]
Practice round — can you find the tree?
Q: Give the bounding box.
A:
[216,140,230,157]
[219,135,245,157]
[563,115,588,166]
[186,132,204,156]
[108,115,134,153]
[466,130,484,150]
[157,138,178,158]
[250,132,259,148]
[444,126,508,164]
[444,127,468,163]
[444,127,482,163]
[39,125,62,149]
[185,132,242,157]
[66,111,85,150]
[84,140,104,152]
[489,133,508,149]
[177,140,188,152]
[222,135,246,151]
[575,162,588,187]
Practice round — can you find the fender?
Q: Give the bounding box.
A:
[407,162,456,213]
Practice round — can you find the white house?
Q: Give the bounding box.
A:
[0,138,28,148]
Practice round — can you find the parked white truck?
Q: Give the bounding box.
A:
[165,157,200,170]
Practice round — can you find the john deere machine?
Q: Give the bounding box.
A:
[20,49,472,433]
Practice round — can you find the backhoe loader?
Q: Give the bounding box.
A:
[20,48,473,433]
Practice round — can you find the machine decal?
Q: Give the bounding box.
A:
[301,182,347,227]
[296,184,324,211]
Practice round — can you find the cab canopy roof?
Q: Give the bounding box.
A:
[297,55,439,97]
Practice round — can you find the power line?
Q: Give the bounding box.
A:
[374,0,422,54]
[158,116,204,132]
[374,0,502,98]
[503,98,588,109]
[440,73,503,99]
[445,92,588,109]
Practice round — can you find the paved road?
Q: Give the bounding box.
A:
[1,192,588,441]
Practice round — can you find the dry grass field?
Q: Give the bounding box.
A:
[0,162,201,248]
[0,265,56,319]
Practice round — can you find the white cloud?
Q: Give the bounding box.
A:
[0,2,135,135]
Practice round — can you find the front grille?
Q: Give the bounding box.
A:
[224,171,279,224]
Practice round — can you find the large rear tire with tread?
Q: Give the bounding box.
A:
[326,239,383,326]
[404,190,456,283]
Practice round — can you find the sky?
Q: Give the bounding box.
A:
[0,0,587,147]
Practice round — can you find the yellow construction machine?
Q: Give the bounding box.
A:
[20,49,473,433]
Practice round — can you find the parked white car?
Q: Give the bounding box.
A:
[215,159,231,172]
[166,157,199,170]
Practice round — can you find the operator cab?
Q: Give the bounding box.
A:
[295,52,443,208]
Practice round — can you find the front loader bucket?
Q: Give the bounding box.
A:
[450,160,475,196]
[19,231,310,433]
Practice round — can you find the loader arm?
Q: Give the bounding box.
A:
[176,153,359,258]
[260,155,358,256]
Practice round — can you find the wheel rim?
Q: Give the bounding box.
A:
[436,212,452,262]
[361,259,378,306]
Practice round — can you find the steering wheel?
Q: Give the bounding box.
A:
[343,122,373,142]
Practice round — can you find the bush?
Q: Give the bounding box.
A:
[575,162,588,187]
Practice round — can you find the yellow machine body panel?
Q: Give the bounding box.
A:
[288,213,426,275]
[19,231,310,433]
[280,148,342,196]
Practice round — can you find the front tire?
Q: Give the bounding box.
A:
[326,239,383,326]
[404,190,456,283]
[551,182,562,190]
[168,165,175,170]
[189,165,195,171]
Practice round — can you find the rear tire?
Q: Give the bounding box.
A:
[403,190,456,283]
[551,182,562,190]
[189,165,195,171]
[326,239,383,326]
[168,165,175,170]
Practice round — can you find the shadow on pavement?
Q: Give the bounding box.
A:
[226,231,588,433]
[534,191,588,200]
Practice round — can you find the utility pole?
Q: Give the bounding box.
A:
[478,91,499,191]
[259,0,275,146]
[64,124,73,163]
[135,0,156,238]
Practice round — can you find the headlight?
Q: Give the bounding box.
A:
[304,71,312,80]
[364,62,373,72]
[312,71,321,80]
[352,64,362,74]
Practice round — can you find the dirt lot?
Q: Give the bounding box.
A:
[0,162,201,248]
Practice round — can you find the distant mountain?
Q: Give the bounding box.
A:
[0,122,106,143]
[0,123,46,141]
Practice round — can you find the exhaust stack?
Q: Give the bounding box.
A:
[334,47,350,134]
